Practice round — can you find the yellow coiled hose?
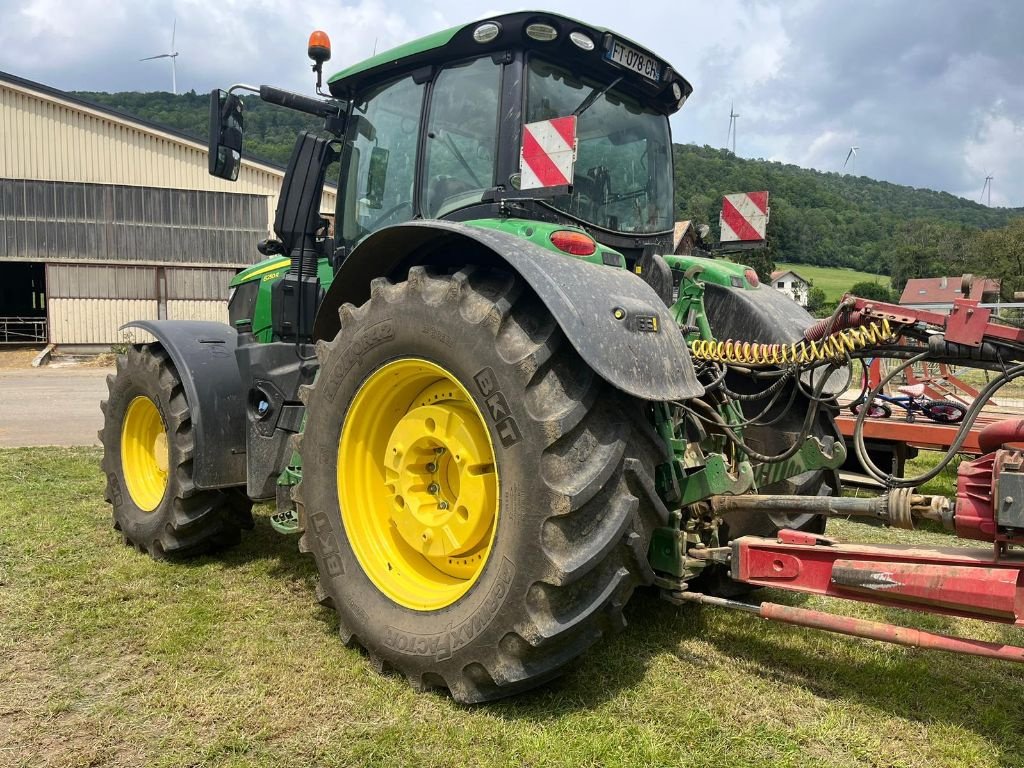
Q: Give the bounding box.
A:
[688,318,894,366]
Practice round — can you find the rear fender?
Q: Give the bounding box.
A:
[703,281,814,343]
[314,221,702,401]
[121,320,247,490]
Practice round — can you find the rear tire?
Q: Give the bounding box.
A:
[295,266,666,703]
[851,400,893,419]
[922,400,966,424]
[100,345,253,558]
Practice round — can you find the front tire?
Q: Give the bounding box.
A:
[922,400,966,424]
[296,266,665,703]
[100,345,253,558]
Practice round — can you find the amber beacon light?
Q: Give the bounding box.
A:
[308,30,332,92]
[308,30,332,63]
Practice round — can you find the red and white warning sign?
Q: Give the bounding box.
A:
[719,191,770,242]
[520,116,577,190]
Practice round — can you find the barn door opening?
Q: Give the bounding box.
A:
[0,262,47,344]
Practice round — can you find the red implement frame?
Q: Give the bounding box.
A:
[846,295,1024,346]
[732,529,1024,625]
[724,528,1024,663]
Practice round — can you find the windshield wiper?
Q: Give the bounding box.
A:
[572,76,623,117]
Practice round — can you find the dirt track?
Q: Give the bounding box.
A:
[0,365,113,447]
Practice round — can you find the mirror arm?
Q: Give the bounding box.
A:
[227,83,261,96]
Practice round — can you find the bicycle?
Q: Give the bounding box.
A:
[849,383,967,424]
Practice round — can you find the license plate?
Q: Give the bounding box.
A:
[605,38,660,82]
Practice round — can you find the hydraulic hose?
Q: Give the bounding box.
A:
[852,354,1024,486]
[689,318,894,366]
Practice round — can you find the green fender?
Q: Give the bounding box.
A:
[313,220,703,402]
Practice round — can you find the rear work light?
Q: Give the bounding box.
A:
[569,31,594,51]
[525,22,558,42]
[473,22,501,43]
[550,230,597,256]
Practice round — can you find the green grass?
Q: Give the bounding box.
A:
[3,448,1024,767]
[775,263,890,303]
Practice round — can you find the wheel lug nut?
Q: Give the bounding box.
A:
[435,447,446,455]
[426,462,437,473]
[438,501,449,510]
[428,483,440,494]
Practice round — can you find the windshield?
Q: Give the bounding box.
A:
[526,57,673,235]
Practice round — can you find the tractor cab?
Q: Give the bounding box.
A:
[326,12,691,257]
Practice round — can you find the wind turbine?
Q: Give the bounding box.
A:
[981,174,993,206]
[727,103,739,155]
[843,145,859,174]
[140,19,179,94]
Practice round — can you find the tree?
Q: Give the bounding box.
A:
[806,286,828,315]
[848,281,895,302]
[968,217,1024,299]
[745,242,776,285]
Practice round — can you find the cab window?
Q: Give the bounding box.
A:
[423,57,501,218]
[339,75,425,243]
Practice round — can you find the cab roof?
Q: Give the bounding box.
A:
[327,11,692,115]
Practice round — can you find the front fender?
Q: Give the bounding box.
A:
[314,221,702,402]
[121,320,247,490]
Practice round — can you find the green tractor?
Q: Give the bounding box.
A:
[101,12,845,702]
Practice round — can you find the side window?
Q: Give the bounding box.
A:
[340,75,424,243]
[423,58,500,218]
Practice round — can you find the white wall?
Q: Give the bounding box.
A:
[774,275,809,306]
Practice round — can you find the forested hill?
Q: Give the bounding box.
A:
[76,90,1023,281]
[674,145,1020,275]
[76,90,321,167]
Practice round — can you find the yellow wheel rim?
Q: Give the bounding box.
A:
[120,395,170,512]
[339,359,499,611]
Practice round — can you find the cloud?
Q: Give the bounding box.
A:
[0,0,1020,205]
[963,111,1024,207]
[684,0,1024,204]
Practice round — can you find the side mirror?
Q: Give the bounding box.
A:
[366,146,389,209]
[208,89,244,181]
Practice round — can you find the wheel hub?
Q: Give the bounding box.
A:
[120,395,169,512]
[385,403,496,578]
[338,358,500,611]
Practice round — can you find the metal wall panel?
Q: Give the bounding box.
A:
[46,263,236,302]
[46,263,157,299]
[0,179,267,265]
[0,79,337,228]
[165,267,236,301]
[48,298,158,344]
[167,300,229,323]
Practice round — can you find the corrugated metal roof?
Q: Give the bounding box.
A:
[0,69,287,177]
[0,70,337,230]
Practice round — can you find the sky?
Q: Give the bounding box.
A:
[1,0,1021,207]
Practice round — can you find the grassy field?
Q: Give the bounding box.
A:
[3,447,1024,768]
[775,263,890,303]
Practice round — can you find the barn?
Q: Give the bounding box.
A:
[0,70,335,348]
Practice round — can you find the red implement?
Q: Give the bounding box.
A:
[760,602,1024,663]
[732,532,1024,626]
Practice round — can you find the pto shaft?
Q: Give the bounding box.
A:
[711,489,953,530]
